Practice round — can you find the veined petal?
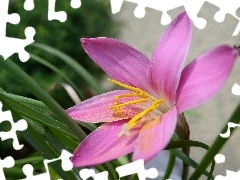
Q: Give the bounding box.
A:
[176,45,238,113]
[72,120,139,167]
[81,38,151,92]
[66,90,140,123]
[132,107,178,162]
[149,12,192,105]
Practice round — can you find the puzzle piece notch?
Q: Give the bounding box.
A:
[116,159,158,180]
[48,0,67,22]
[0,102,28,150]
[232,83,240,95]
[20,150,73,180]
[215,154,226,164]
[219,122,240,138]
[48,0,82,22]
[0,156,15,180]
[215,170,240,180]
[0,0,20,37]
[24,0,35,11]
[0,26,36,62]
[44,149,73,171]
[70,0,81,9]
[21,164,50,180]
[79,169,109,180]
[0,0,36,62]
[110,0,240,35]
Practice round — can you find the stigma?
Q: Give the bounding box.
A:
[108,79,167,137]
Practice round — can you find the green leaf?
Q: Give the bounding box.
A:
[0,90,78,141]
[166,140,215,179]
[170,149,214,179]
[31,43,103,94]
[189,103,240,179]
[22,120,78,179]
[162,151,176,180]
[29,53,85,100]
[0,57,86,141]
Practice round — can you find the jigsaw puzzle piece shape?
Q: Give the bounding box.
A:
[44,149,73,171]
[0,0,36,62]
[0,156,15,180]
[206,0,240,22]
[0,0,20,38]
[203,0,240,35]
[215,170,240,180]
[0,26,35,62]
[24,0,35,11]
[58,149,73,171]
[70,0,81,9]
[79,169,109,180]
[21,164,50,180]
[21,150,73,180]
[0,118,28,150]
[0,102,28,150]
[48,0,67,22]
[116,159,158,180]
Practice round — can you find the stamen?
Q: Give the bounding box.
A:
[110,99,147,109]
[127,98,164,130]
[115,93,149,99]
[108,79,167,137]
[109,79,155,101]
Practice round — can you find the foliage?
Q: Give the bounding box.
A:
[1,0,120,108]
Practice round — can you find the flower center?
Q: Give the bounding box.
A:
[109,79,167,137]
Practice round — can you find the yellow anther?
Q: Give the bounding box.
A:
[110,99,148,109]
[109,79,166,137]
[127,98,164,130]
[109,79,155,101]
[115,93,149,99]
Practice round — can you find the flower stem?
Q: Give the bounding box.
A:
[162,151,176,179]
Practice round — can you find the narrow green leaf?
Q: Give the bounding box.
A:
[15,156,44,165]
[22,121,77,179]
[4,167,26,179]
[0,90,78,141]
[162,151,176,180]
[0,87,51,113]
[167,140,215,179]
[0,88,97,132]
[189,103,240,179]
[0,57,86,141]
[31,43,103,94]
[170,149,214,179]
[29,53,85,100]
[167,140,209,150]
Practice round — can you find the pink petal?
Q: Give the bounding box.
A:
[66,90,141,123]
[149,12,192,105]
[132,107,178,162]
[176,45,238,113]
[81,38,151,92]
[72,120,140,167]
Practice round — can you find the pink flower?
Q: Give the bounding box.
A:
[67,12,238,167]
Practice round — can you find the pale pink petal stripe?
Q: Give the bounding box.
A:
[132,107,178,162]
[72,120,139,167]
[176,45,238,113]
[149,12,192,105]
[66,90,141,123]
[81,38,151,92]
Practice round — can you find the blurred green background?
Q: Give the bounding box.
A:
[0,0,120,159]
[1,0,120,108]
